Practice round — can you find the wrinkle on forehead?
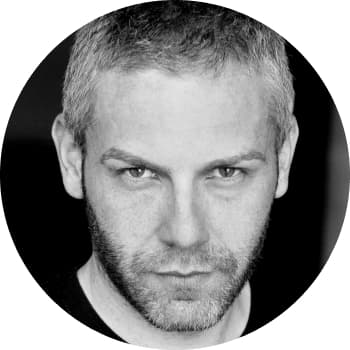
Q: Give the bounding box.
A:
[87,65,273,167]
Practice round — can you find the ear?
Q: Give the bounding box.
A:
[51,113,84,199]
[275,116,299,198]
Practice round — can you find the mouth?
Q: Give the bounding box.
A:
[156,270,211,278]
[150,270,214,291]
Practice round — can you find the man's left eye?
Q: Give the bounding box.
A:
[212,167,243,179]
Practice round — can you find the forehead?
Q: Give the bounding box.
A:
[89,64,272,165]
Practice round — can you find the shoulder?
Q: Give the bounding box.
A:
[46,269,126,343]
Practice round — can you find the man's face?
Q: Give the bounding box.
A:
[83,65,278,331]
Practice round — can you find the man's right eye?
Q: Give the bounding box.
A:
[122,167,156,179]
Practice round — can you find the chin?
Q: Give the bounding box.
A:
[127,272,240,332]
[142,298,227,332]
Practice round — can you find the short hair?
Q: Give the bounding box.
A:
[62,0,295,151]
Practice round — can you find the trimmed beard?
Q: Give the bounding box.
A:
[84,194,269,333]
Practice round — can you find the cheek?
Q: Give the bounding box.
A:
[203,177,276,250]
[86,173,165,249]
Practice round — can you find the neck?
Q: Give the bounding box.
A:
[78,254,251,349]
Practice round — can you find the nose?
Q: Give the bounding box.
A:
[157,179,210,248]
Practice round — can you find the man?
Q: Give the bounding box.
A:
[51,1,298,348]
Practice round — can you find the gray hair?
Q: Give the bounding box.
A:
[62,0,295,150]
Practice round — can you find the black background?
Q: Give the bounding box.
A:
[0,31,349,334]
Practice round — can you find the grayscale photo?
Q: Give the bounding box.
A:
[1,0,349,348]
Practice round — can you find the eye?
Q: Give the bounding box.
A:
[217,167,238,178]
[125,167,155,179]
[215,166,242,178]
[206,166,246,185]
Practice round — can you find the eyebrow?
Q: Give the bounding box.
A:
[202,151,266,173]
[100,147,266,174]
[100,148,170,175]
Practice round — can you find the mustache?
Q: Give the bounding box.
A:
[130,245,238,274]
